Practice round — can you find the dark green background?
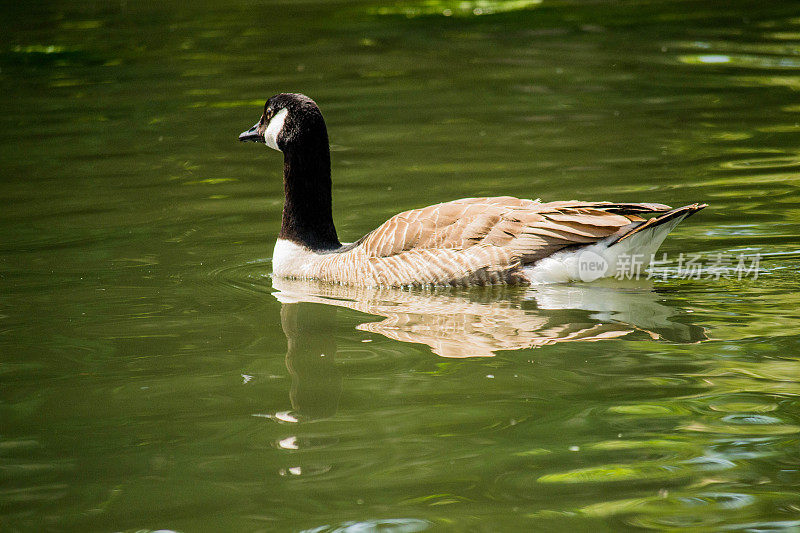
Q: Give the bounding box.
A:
[2,1,800,531]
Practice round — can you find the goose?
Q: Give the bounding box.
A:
[239,93,706,287]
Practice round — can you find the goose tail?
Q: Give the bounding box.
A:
[605,203,707,247]
[523,203,707,283]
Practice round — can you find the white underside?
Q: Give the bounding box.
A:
[521,215,687,284]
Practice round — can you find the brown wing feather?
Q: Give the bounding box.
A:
[299,197,675,286]
[358,197,670,263]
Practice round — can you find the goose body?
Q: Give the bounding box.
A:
[240,93,706,287]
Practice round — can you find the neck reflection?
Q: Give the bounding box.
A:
[280,302,342,419]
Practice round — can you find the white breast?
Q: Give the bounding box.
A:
[272,238,316,277]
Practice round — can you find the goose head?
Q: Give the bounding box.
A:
[238,93,328,152]
[238,93,339,250]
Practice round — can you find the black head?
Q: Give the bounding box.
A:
[238,93,328,152]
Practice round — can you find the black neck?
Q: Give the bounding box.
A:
[279,140,341,251]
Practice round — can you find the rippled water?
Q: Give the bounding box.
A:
[3,1,800,531]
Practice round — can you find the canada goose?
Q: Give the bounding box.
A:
[240,93,706,286]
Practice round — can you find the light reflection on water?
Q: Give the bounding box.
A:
[3,0,800,531]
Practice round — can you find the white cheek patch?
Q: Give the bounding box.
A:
[264,108,288,151]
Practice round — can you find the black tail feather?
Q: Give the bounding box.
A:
[605,203,707,246]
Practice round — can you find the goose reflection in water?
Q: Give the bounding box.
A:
[274,277,706,361]
[280,302,342,419]
[276,278,706,419]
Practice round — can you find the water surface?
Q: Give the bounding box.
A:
[2,1,800,531]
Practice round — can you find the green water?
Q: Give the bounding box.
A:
[3,1,800,531]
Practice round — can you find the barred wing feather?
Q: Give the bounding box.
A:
[309,197,673,286]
